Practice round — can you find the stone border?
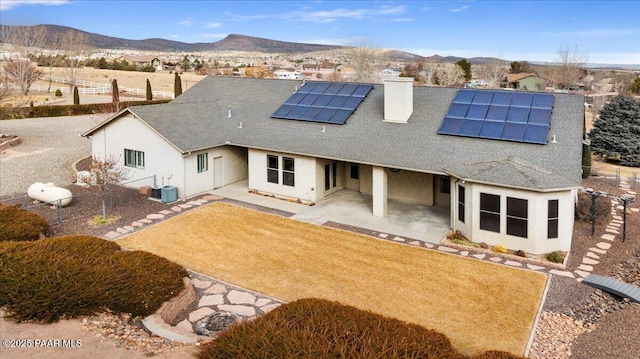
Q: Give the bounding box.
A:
[524,274,552,358]
[0,135,22,151]
[141,277,201,343]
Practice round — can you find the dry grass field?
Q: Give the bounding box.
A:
[40,67,207,93]
[118,202,547,357]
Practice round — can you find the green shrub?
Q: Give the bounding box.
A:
[54,89,63,97]
[546,251,565,264]
[0,235,187,322]
[0,204,49,242]
[197,298,523,359]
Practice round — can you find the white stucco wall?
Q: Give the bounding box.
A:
[89,114,184,194]
[183,146,248,198]
[452,182,575,254]
[248,149,319,202]
[359,165,435,205]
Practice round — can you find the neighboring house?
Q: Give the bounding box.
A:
[83,76,585,254]
[274,70,305,80]
[505,73,550,91]
[117,55,162,70]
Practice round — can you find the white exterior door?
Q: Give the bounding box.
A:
[214,157,223,189]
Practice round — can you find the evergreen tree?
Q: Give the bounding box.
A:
[146,79,153,101]
[73,86,79,105]
[174,73,182,97]
[111,79,120,111]
[588,95,640,167]
[456,59,472,81]
[630,77,640,95]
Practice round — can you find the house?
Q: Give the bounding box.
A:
[505,73,550,91]
[83,76,585,254]
[117,55,162,70]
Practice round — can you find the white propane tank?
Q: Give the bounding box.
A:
[27,182,73,207]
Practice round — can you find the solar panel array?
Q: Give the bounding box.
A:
[271,82,373,125]
[437,90,554,144]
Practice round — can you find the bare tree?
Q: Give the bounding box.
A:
[12,25,47,59]
[4,59,41,96]
[477,58,508,88]
[79,154,130,221]
[348,44,386,83]
[436,63,464,86]
[325,70,346,82]
[60,30,88,92]
[554,44,588,89]
[42,33,62,92]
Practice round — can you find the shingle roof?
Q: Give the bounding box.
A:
[85,76,585,191]
[443,157,577,191]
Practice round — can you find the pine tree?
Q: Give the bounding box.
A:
[456,59,472,81]
[588,95,640,167]
[174,73,182,98]
[73,86,79,105]
[146,79,153,101]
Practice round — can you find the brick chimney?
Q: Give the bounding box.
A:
[384,77,414,123]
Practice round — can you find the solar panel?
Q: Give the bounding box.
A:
[486,105,509,121]
[438,117,464,135]
[437,89,554,145]
[479,121,505,139]
[501,122,527,141]
[448,103,470,118]
[491,91,514,106]
[352,84,373,97]
[453,90,475,104]
[511,92,534,107]
[472,91,493,105]
[532,93,554,109]
[529,108,552,125]
[459,119,484,137]
[507,107,530,123]
[272,82,373,125]
[467,104,489,120]
[297,82,316,94]
[523,124,549,144]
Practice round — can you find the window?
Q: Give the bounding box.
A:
[124,149,145,169]
[548,199,559,239]
[440,178,451,194]
[197,153,208,173]
[282,157,295,187]
[507,197,528,238]
[267,155,279,184]
[350,163,359,180]
[458,185,465,223]
[480,193,500,232]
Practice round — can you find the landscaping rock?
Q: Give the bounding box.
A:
[194,312,238,337]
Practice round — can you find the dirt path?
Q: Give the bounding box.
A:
[0,318,197,359]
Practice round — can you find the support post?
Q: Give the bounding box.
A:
[372,166,388,218]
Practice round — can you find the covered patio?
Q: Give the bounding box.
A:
[210,180,451,244]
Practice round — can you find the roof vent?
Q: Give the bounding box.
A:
[226,106,232,118]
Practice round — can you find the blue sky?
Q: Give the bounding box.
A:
[1,0,639,64]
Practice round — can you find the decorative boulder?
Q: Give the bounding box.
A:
[194,311,238,336]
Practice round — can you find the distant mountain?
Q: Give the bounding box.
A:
[2,25,344,53]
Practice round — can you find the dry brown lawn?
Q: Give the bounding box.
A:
[117,202,547,356]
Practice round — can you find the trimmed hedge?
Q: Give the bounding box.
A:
[0,204,49,242]
[0,99,170,120]
[0,235,187,322]
[197,298,524,359]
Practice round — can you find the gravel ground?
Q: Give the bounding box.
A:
[0,114,109,197]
